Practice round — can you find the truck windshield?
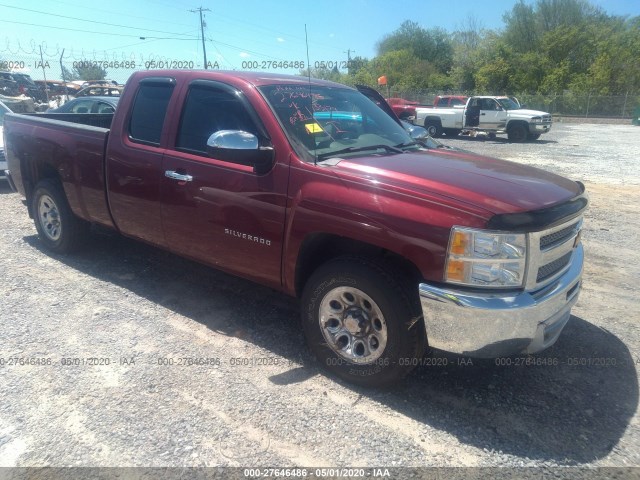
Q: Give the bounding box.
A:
[258,84,417,162]
[496,98,520,110]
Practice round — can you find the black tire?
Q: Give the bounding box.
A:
[31,179,89,253]
[443,128,461,137]
[527,133,541,141]
[507,122,528,142]
[424,119,443,137]
[301,256,426,387]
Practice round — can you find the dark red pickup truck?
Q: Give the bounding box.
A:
[3,70,587,386]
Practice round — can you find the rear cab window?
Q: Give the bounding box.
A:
[128,78,175,146]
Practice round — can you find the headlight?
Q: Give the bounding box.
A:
[531,117,542,123]
[444,227,527,288]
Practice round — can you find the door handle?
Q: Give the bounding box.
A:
[480,113,486,115]
[165,170,193,182]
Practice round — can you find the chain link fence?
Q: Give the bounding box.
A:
[386,88,639,118]
[1,47,638,118]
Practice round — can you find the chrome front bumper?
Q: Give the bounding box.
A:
[530,123,552,133]
[419,244,583,357]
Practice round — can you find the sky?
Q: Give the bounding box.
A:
[0,0,638,82]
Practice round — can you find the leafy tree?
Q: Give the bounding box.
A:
[377,20,453,73]
[72,60,107,81]
[502,1,539,52]
[450,15,488,91]
[60,65,79,82]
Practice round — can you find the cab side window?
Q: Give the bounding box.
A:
[176,85,258,155]
[129,81,174,146]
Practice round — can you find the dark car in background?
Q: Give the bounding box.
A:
[0,72,19,97]
[46,96,119,114]
[0,72,47,102]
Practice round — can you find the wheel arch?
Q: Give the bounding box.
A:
[423,116,443,127]
[22,159,62,218]
[294,233,423,299]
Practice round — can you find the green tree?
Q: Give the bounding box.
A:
[377,20,453,73]
[72,60,107,81]
[450,15,489,91]
[61,65,79,82]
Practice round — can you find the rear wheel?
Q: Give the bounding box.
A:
[424,120,443,137]
[301,256,426,387]
[31,179,89,253]
[507,123,528,142]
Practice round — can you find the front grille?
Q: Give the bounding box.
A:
[526,212,585,289]
[542,115,552,123]
[537,251,573,282]
[540,222,579,250]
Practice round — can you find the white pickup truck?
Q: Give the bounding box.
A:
[415,96,552,142]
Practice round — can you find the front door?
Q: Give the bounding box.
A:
[160,80,288,288]
[478,98,507,130]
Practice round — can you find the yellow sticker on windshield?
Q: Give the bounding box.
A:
[305,122,324,133]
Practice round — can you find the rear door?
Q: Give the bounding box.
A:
[106,77,175,247]
[160,79,288,288]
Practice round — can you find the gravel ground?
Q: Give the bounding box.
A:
[0,123,639,477]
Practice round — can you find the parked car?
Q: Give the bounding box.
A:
[386,97,419,121]
[34,80,82,97]
[47,96,119,114]
[4,70,586,386]
[0,72,19,97]
[75,85,123,97]
[385,96,469,122]
[0,72,47,103]
[83,79,120,87]
[0,100,9,178]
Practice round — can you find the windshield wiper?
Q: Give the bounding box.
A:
[394,141,422,149]
[317,144,403,161]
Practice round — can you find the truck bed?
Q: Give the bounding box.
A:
[4,112,114,227]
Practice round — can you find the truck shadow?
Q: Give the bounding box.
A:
[0,181,16,195]
[25,231,637,465]
[442,135,558,145]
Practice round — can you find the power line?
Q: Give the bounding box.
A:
[0,19,199,39]
[47,0,194,29]
[0,3,199,38]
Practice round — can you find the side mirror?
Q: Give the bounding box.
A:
[401,120,428,140]
[206,130,274,174]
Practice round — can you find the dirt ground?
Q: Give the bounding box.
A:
[0,123,639,477]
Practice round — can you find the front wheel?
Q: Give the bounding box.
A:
[301,256,426,387]
[31,179,89,253]
[507,123,528,142]
[527,133,541,141]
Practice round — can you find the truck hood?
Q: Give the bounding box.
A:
[509,108,550,118]
[326,149,581,216]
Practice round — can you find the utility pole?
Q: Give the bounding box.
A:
[344,49,354,73]
[190,7,210,69]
